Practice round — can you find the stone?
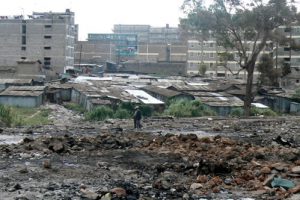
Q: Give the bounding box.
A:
[43,159,52,169]
[263,174,276,187]
[196,175,208,183]
[23,137,34,143]
[261,166,271,174]
[101,193,112,200]
[110,187,126,197]
[182,193,189,199]
[52,142,64,153]
[18,166,28,174]
[190,183,203,190]
[8,183,22,192]
[152,179,171,190]
[271,163,286,172]
[291,166,300,174]
[80,188,99,200]
[224,178,233,185]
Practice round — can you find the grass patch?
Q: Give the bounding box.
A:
[85,106,114,121]
[8,107,52,127]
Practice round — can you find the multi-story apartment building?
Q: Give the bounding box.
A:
[113,24,183,44]
[273,25,300,86]
[74,24,186,66]
[187,37,272,79]
[0,9,75,74]
[75,33,138,65]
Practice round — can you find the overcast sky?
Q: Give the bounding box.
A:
[0,0,186,40]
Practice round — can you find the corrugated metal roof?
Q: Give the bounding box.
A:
[0,90,43,97]
[142,85,181,98]
[0,79,33,84]
[167,84,212,92]
[125,89,164,104]
[194,92,244,107]
[7,86,46,91]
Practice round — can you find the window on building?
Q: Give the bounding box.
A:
[44,25,52,28]
[284,47,291,51]
[44,46,51,50]
[22,24,26,34]
[284,27,291,32]
[210,63,214,67]
[209,43,214,48]
[22,36,26,45]
[44,57,51,66]
[44,35,52,39]
[297,80,299,83]
[21,46,26,51]
[209,52,214,58]
[21,57,26,60]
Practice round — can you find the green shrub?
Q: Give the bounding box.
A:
[251,107,277,116]
[202,108,217,116]
[139,105,153,117]
[85,106,114,121]
[0,105,13,127]
[114,108,131,119]
[119,102,135,112]
[230,107,244,117]
[164,99,215,117]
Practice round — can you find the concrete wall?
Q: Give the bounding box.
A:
[0,95,42,107]
[119,62,187,76]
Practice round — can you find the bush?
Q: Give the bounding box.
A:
[119,102,135,112]
[251,107,277,117]
[0,105,13,127]
[114,108,131,119]
[230,107,244,117]
[85,106,114,121]
[139,105,153,117]
[164,99,215,117]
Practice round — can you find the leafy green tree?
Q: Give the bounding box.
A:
[257,54,281,86]
[198,63,207,75]
[181,0,297,116]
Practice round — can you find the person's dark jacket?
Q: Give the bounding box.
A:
[134,109,142,120]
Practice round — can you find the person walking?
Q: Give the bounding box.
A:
[133,106,142,129]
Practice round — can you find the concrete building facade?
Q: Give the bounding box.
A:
[274,25,300,87]
[0,9,75,75]
[186,38,272,79]
[113,24,183,44]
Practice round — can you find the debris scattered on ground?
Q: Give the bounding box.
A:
[0,104,299,199]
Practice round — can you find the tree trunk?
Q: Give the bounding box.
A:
[244,64,255,116]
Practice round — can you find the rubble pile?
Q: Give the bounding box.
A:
[0,126,300,199]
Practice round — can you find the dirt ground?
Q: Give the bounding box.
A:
[0,104,300,200]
